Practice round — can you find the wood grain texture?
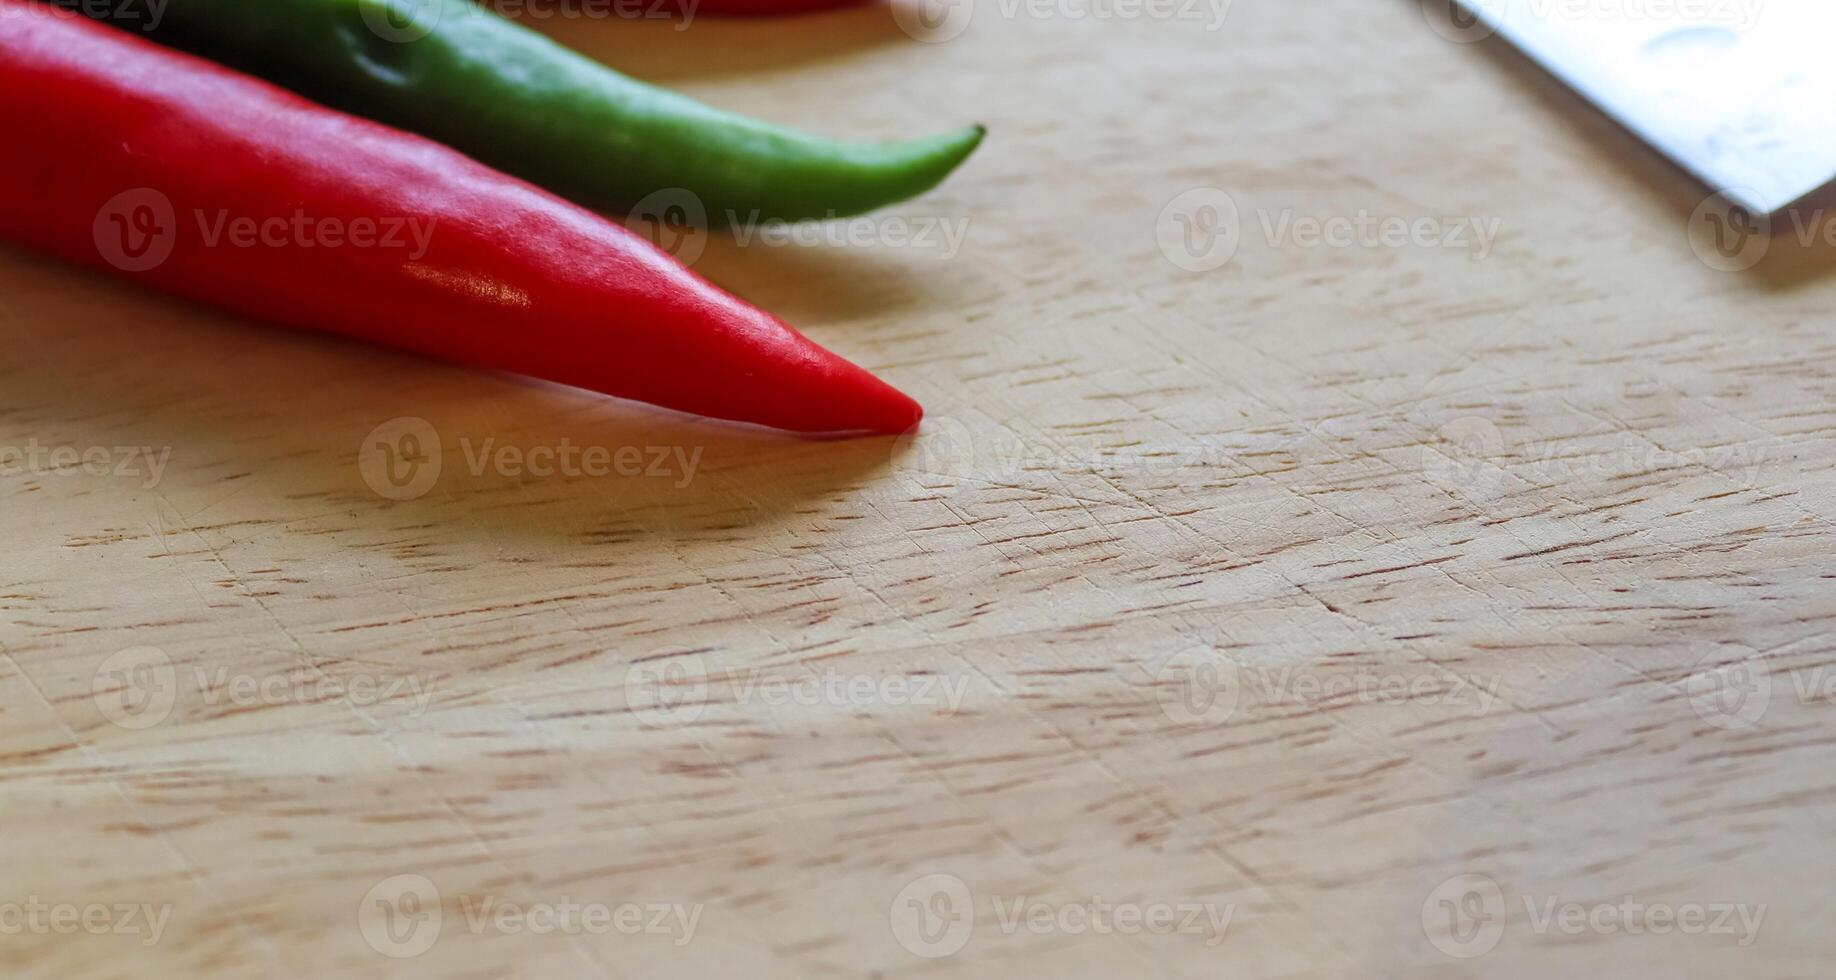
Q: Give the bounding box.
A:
[4,0,1834,976]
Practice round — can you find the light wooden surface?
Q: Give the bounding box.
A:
[4,1,1834,976]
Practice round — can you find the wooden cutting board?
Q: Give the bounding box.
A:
[3,1,1832,976]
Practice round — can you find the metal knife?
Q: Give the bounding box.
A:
[1437,0,1836,215]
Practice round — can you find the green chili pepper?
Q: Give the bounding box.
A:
[82,0,985,223]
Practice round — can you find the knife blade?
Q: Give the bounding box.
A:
[1435,0,1836,214]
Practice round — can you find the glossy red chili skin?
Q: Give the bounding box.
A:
[0,1,921,435]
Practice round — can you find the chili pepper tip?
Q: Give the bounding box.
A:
[840,373,924,436]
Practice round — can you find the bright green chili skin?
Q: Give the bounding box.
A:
[86,0,985,223]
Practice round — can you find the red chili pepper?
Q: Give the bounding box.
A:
[0,1,921,435]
